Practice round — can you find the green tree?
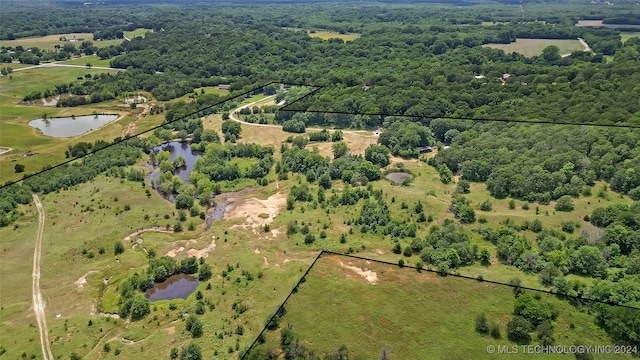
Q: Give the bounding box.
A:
[365,144,390,167]
[180,343,202,360]
[114,241,125,256]
[476,313,489,333]
[542,45,561,62]
[14,164,25,173]
[507,316,532,343]
[555,196,575,212]
[332,141,349,159]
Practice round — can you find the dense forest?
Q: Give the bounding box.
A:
[1,1,640,357]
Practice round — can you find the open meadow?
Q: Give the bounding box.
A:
[251,254,630,359]
[483,38,587,57]
[0,65,167,184]
[0,33,122,51]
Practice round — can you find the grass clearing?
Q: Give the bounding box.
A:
[60,55,115,68]
[483,38,586,57]
[0,33,122,51]
[254,254,627,359]
[307,30,360,42]
[0,66,169,183]
[621,32,640,43]
[124,28,154,39]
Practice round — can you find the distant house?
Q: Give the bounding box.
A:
[218,84,231,90]
[417,146,432,153]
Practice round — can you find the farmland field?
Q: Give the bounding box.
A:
[483,38,586,57]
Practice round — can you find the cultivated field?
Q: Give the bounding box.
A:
[483,38,586,57]
[253,254,628,359]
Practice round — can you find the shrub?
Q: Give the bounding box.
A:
[475,313,489,333]
[490,323,501,339]
[479,200,492,211]
[507,316,532,343]
[554,195,575,212]
[403,246,412,257]
[114,241,124,256]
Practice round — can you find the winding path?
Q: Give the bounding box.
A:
[32,194,53,360]
[229,95,376,138]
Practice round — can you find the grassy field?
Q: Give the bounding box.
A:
[307,30,360,42]
[60,55,115,68]
[0,33,123,51]
[0,65,168,183]
[124,28,154,39]
[621,32,640,43]
[253,254,630,359]
[483,38,586,57]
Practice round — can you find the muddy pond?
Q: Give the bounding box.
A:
[28,114,119,137]
[386,172,413,184]
[144,273,199,302]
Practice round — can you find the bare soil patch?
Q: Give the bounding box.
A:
[74,270,99,289]
[339,260,378,285]
[224,192,287,233]
[386,172,413,184]
[166,234,216,258]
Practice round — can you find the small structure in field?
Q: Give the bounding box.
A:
[417,146,432,153]
[218,84,231,90]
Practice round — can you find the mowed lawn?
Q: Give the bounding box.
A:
[256,254,629,359]
[483,38,586,57]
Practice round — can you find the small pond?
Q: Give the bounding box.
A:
[386,172,413,184]
[28,114,119,138]
[148,141,202,184]
[144,273,199,302]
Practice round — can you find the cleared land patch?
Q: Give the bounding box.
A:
[483,38,586,57]
[0,33,123,51]
[253,253,632,359]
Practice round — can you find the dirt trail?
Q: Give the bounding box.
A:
[229,96,376,138]
[32,194,54,360]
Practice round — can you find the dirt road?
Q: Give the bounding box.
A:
[32,194,53,360]
[229,95,375,138]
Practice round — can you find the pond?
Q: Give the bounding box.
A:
[148,141,202,183]
[28,114,119,138]
[144,273,199,302]
[386,172,413,184]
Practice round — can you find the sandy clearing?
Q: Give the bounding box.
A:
[124,226,173,241]
[166,235,216,258]
[263,256,269,266]
[74,270,99,289]
[165,326,176,335]
[32,194,54,360]
[255,248,260,254]
[340,260,378,285]
[223,192,287,233]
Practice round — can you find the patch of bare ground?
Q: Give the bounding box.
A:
[340,260,378,285]
[74,270,99,289]
[166,234,216,258]
[123,226,173,241]
[224,192,287,233]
